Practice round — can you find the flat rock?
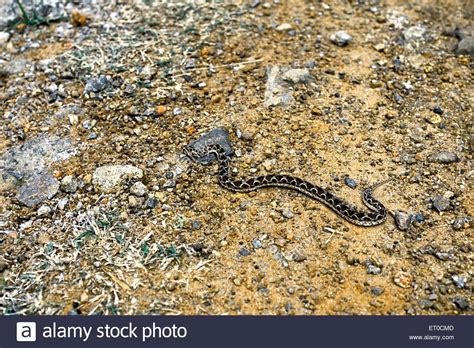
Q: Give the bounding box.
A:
[281,68,313,84]
[428,151,459,164]
[187,127,233,165]
[1,135,75,206]
[93,165,143,193]
[18,171,60,207]
[0,59,30,75]
[403,25,427,42]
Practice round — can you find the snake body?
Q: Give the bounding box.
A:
[184,143,390,227]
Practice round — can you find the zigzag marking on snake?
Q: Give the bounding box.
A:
[184,143,391,227]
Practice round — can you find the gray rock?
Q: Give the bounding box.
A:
[264,65,294,107]
[432,195,451,212]
[186,127,233,165]
[92,165,143,193]
[281,209,294,219]
[37,205,51,216]
[57,197,68,210]
[252,239,262,249]
[371,287,384,296]
[451,275,466,288]
[0,0,67,28]
[184,59,196,69]
[452,216,471,230]
[0,135,75,206]
[60,175,78,193]
[128,195,139,208]
[84,76,109,95]
[344,177,357,189]
[456,36,474,55]
[281,68,313,84]
[130,182,147,197]
[292,252,307,262]
[18,171,60,207]
[403,25,427,43]
[453,297,469,310]
[330,31,352,46]
[191,220,202,230]
[394,210,411,230]
[239,248,251,256]
[145,197,158,209]
[162,179,176,188]
[394,211,424,230]
[428,151,459,164]
[0,59,29,75]
[418,299,434,310]
[367,264,382,275]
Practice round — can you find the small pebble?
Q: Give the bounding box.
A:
[452,216,471,230]
[293,252,307,262]
[145,197,158,209]
[371,287,384,296]
[418,299,434,310]
[330,31,352,46]
[281,209,294,219]
[156,105,166,115]
[191,243,204,252]
[130,182,147,197]
[453,297,469,310]
[367,264,382,275]
[344,177,357,189]
[451,275,466,288]
[191,220,202,230]
[433,106,444,115]
[60,175,78,193]
[37,205,52,216]
[276,23,293,31]
[57,197,68,210]
[239,248,251,256]
[432,195,451,212]
[252,239,262,249]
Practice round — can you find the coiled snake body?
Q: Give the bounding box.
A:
[184,143,390,227]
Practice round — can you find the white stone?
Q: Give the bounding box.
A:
[330,31,352,46]
[130,182,147,197]
[276,23,293,31]
[0,32,10,45]
[282,69,312,84]
[92,165,143,193]
[37,205,52,216]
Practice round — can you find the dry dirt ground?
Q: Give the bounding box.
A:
[0,0,472,315]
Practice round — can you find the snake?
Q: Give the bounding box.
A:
[183,143,391,226]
